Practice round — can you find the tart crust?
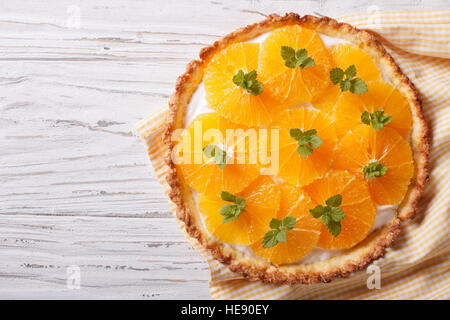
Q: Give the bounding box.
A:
[163,13,429,284]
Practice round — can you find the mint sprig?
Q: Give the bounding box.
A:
[219,191,246,224]
[262,216,296,248]
[330,65,368,94]
[290,128,323,157]
[203,144,227,169]
[363,161,388,179]
[280,46,315,69]
[232,70,264,96]
[310,194,345,237]
[361,110,393,130]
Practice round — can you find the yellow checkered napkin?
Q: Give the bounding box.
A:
[136,10,450,300]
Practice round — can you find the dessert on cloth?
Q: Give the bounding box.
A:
[136,10,449,299]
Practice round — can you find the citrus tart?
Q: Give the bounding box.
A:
[163,13,429,284]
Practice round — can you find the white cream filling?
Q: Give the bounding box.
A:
[184,31,399,264]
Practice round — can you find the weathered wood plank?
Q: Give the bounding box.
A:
[0,215,210,299]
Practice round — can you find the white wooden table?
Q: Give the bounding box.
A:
[0,0,446,300]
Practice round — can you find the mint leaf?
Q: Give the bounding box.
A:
[289,128,303,140]
[203,144,227,169]
[280,46,295,61]
[295,48,308,61]
[246,70,257,82]
[374,110,393,129]
[203,144,217,158]
[329,207,346,222]
[340,78,351,92]
[290,128,322,157]
[280,46,315,69]
[220,191,236,202]
[325,219,341,237]
[219,191,246,224]
[363,161,388,179]
[262,230,279,248]
[361,110,371,125]
[321,214,331,226]
[345,64,357,77]
[232,69,264,96]
[276,229,286,242]
[285,59,297,69]
[330,68,345,84]
[220,204,241,223]
[282,216,296,230]
[222,215,237,224]
[235,196,246,208]
[326,194,342,207]
[350,78,368,94]
[247,81,264,96]
[262,216,296,249]
[297,144,313,157]
[309,205,325,218]
[310,194,345,237]
[308,134,323,149]
[232,70,245,87]
[301,57,316,69]
[303,129,317,136]
[361,110,393,130]
[330,66,368,95]
[269,218,282,229]
[371,116,383,131]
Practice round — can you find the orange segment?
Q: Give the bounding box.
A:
[332,126,414,205]
[312,44,382,115]
[268,108,337,187]
[175,113,260,197]
[329,44,381,81]
[311,85,343,115]
[305,170,376,249]
[258,25,332,105]
[199,176,280,245]
[204,42,285,126]
[250,182,321,264]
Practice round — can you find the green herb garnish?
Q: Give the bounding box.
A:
[232,69,264,96]
[310,194,346,237]
[330,65,368,94]
[361,110,393,130]
[280,46,316,69]
[262,216,296,248]
[203,144,227,169]
[289,128,323,157]
[219,191,246,223]
[363,161,388,179]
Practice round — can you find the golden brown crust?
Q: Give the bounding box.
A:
[163,13,430,284]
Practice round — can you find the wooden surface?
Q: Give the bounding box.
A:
[0,0,446,300]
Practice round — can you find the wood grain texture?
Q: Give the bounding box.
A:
[0,0,446,299]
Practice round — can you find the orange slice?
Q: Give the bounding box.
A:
[175,113,260,197]
[268,108,337,187]
[334,81,412,139]
[312,44,382,115]
[251,182,321,264]
[258,25,332,106]
[204,42,284,126]
[305,170,376,249]
[332,126,414,205]
[199,176,280,245]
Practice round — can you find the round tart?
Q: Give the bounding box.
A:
[163,13,429,284]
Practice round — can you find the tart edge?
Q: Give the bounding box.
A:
[162,13,430,284]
